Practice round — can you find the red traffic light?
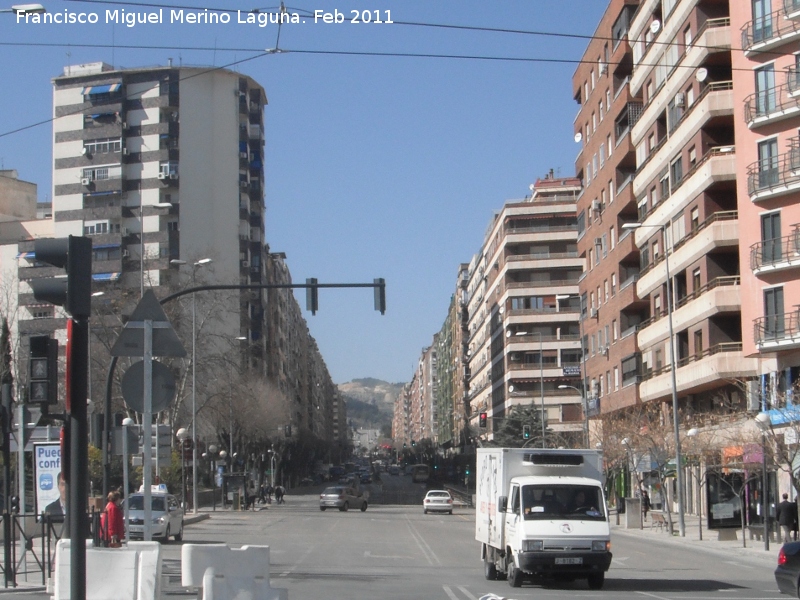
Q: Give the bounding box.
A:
[479,412,488,428]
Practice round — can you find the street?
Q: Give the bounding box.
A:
[2,481,786,600]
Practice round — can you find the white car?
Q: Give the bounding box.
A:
[423,490,453,515]
[125,490,184,542]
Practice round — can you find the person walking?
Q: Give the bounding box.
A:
[641,490,651,521]
[777,493,797,543]
[275,484,285,505]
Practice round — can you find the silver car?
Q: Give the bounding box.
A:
[125,492,184,542]
[319,486,367,512]
[423,490,453,514]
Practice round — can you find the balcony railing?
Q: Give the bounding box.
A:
[640,342,743,381]
[754,312,800,345]
[746,139,800,197]
[505,251,579,262]
[674,276,740,310]
[637,210,738,278]
[751,231,800,270]
[742,8,800,52]
[786,0,800,16]
[744,82,800,126]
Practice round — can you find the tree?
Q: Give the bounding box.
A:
[487,404,548,448]
[0,317,12,387]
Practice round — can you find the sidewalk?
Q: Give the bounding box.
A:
[611,510,782,567]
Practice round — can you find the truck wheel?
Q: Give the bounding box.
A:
[506,557,523,588]
[484,556,497,580]
[587,573,604,590]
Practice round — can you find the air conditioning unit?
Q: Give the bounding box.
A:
[674,92,685,107]
[591,199,601,213]
[241,260,249,268]
[602,345,609,356]
[240,152,248,159]
[122,148,129,156]
[122,249,130,258]
[81,177,91,186]
[122,227,130,235]
[589,307,598,318]
[169,173,178,180]
[158,172,167,180]
[122,122,128,130]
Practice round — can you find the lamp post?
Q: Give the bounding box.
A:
[176,428,189,511]
[755,412,772,551]
[622,221,685,537]
[170,257,212,514]
[558,385,588,447]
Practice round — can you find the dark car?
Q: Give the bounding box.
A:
[776,541,800,597]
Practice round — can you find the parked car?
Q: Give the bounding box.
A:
[423,490,454,515]
[387,465,400,476]
[319,486,367,512]
[359,472,372,484]
[125,489,184,542]
[776,541,800,596]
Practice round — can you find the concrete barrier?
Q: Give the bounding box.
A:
[52,540,161,600]
[182,543,288,600]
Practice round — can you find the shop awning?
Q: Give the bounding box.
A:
[16,251,35,259]
[92,244,121,250]
[92,272,121,282]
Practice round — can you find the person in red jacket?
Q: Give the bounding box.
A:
[101,490,125,547]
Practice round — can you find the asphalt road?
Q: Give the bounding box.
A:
[4,477,787,600]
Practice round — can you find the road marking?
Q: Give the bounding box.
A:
[442,586,460,600]
[362,550,413,560]
[405,517,442,565]
[457,585,480,599]
[278,518,339,576]
[636,592,673,600]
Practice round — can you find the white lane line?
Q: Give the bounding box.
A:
[457,585,480,600]
[442,585,460,600]
[405,517,442,565]
[636,592,674,600]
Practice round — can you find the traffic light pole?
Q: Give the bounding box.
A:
[1,384,12,588]
[102,279,386,501]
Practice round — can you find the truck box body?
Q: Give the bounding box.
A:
[476,448,612,589]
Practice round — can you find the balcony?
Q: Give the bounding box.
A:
[751,231,800,275]
[639,343,758,402]
[742,9,800,56]
[637,276,740,348]
[744,82,800,128]
[787,0,800,19]
[747,139,800,202]
[636,211,738,297]
[755,312,800,350]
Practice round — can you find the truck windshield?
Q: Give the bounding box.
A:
[521,484,605,521]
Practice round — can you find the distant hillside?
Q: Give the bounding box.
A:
[338,379,404,432]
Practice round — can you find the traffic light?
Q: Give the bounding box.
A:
[479,412,488,428]
[306,278,318,315]
[374,278,386,315]
[284,424,292,437]
[522,425,531,440]
[29,236,92,319]
[29,335,58,404]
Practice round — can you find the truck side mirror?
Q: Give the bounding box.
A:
[498,496,507,512]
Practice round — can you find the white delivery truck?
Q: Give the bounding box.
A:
[476,447,612,589]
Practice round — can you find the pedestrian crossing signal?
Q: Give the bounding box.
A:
[522,425,531,439]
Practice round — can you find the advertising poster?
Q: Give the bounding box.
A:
[34,443,62,516]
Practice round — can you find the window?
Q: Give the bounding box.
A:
[608,179,614,202]
[610,226,616,250]
[758,138,779,190]
[604,280,609,302]
[755,64,776,116]
[591,69,596,90]
[761,211,782,263]
[655,349,663,370]
[652,240,660,261]
[684,25,692,49]
[600,145,605,168]
[614,367,620,390]
[599,101,604,122]
[167,221,179,231]
[689,146,697,169]
[607,135,613,160]
[670,156,683,187]
[602,234,608,258]
[606,90,611,112]
[592,112,597,132]
[84,221,110,235]
[691,206,700,231]
[764,287,785,339]
[693,330,703,357]
[611,273,617,296]
[612,319,618,341]
[692,268,701,292]
[654,294,662,315]
[84,137,122,155]
[752,0,773,43]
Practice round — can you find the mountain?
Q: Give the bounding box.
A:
[338,378,404,433]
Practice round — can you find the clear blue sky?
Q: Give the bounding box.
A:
[0,0,606,385]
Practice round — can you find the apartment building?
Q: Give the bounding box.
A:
[622,0,757,424]
[574,0,645,426]
[11,62,342,445]
[465,174,585,443]
[732,1,800,413]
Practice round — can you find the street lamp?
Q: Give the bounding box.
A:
[0,3,45,13]
[170,257,212,514]
[176,428,189,511]
[755,412,772,551]
[622,221,686,537]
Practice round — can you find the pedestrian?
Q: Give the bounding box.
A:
[100,490,124,547]
[777,493,797,543]
[641,490,651,521]
[266,484,273,504]
[275,484,285,505]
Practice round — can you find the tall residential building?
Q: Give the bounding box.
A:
[574,0,644,426]
[732,1,800,419]
[465,174,585,443]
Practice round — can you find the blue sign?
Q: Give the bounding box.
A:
[563,366,581,376]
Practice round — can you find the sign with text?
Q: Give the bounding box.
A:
[34,442,62,516]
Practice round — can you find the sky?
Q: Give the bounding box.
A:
[0,0,607,385]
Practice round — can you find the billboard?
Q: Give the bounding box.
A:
[34,442,62,516]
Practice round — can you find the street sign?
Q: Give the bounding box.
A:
[120,360,177,413]
[110,290,186,358]
[562,366,581,376]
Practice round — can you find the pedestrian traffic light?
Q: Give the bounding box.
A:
[29,335,58,404]
[29,236,92,319]
[522,425,531,440]
[479,412,488,428]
